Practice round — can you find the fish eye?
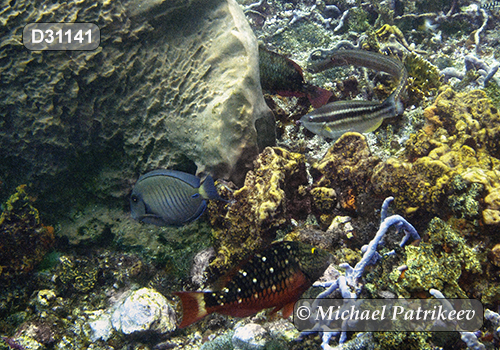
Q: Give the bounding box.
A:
[131,195,139,203]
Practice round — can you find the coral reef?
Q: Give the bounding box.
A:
[310,132,381,227]
[447,174,483,222]
[92,287,176,338]
[2,0,500,349]
[394,217,481,298]
[403,53,442,105]
[372,88,500,224]
[57,205,213,280]
[0,185,54,283]
[209,147,309,272]
[57,256,99,293]
[0,0,275,218]
[302,197,421,347]
[373,332,431,350]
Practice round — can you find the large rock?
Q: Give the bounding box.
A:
[88,287,176,341]
[0,0,274,212]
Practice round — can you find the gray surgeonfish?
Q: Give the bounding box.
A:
[130,169,221,226]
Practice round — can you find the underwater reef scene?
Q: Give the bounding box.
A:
[2,0,500,348]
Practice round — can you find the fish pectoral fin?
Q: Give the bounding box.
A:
[280,301,296,319]
[199,175,222,200]
[140,214,167,226]
[364,117,384,133]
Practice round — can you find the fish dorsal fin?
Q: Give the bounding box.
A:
[138,169,201,188]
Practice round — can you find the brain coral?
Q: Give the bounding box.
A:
[0,0,274,211]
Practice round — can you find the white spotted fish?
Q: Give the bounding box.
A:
[174,241,332,328]
[130,169,221,226]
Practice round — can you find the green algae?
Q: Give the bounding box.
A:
[373,331,431,350]
[397,217,481,298]
[484,79,500,110]
[403,53,442,105]
[447,174,483,221]
[346,7,373,33]
[200,331,235,350]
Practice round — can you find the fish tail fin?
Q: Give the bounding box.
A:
[306,85,333,108]
[199,175,221,200]
[173,291,209,328]
[385,90,404,116]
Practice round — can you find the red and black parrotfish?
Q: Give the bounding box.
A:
[173,241,332,328]
[259,46,333,108]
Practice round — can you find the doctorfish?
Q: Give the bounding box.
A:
[259,46,333,108]
[130,169,221,226]
[173,241,332,328]
[299,49,408,139]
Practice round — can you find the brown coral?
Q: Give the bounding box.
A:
[373,88,500,224]
[310,132,381,226]
[0,185,54,283]
[208,147,309,272]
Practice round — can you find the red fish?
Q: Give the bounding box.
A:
[174,241,332,328]
[259,47,333,108]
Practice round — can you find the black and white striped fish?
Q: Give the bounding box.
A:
[299,49,407,139]
[130,169,221,226]
[299,91,403,139]
[482,1,500,10]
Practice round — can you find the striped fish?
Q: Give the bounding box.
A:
[299,91,402,139]
[307,49,408,101]
[130,169,221,226]
[482,1,500,10]
[300,49,407,139]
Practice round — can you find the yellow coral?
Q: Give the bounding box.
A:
[209,147,308,272]
[373,88,500,223]
[394,218,480,298]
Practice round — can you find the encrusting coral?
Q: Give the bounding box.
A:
[392,217,481,299]
[208,147,309,272]
[0,185,54,283]
[372,88,500,224]
[310,132,381,227]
